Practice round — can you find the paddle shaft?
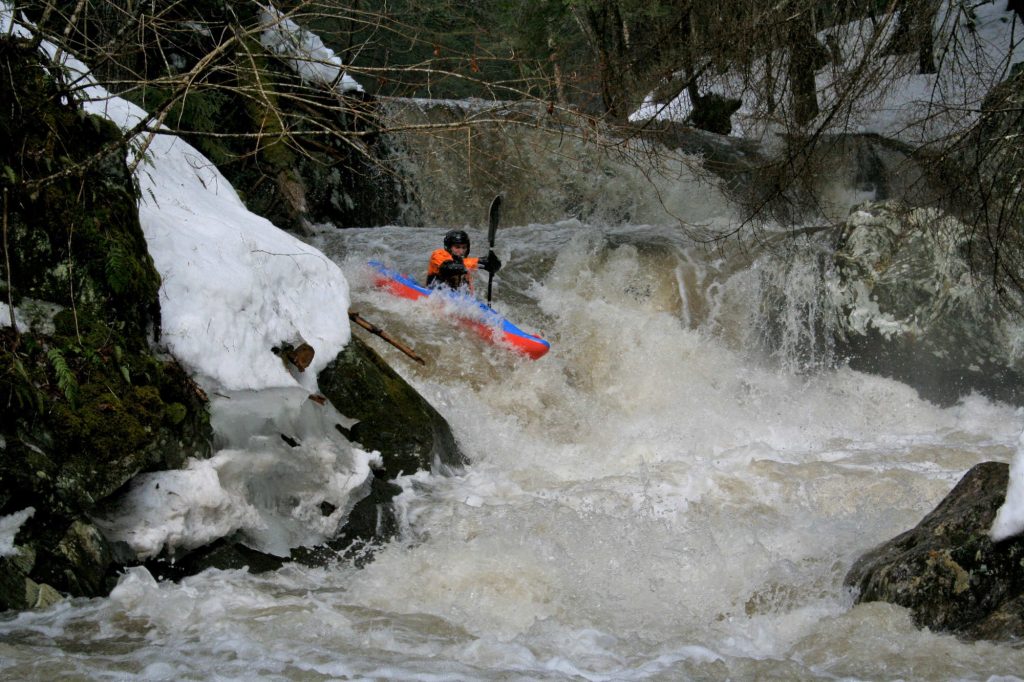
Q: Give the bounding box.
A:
[486,195,501,304]
[349,311,426,365]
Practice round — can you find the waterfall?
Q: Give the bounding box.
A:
[5,98,1024,682]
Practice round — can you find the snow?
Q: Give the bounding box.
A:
[991,427,1024,541]
[260,4,363,94]
[0,508,34,557]
[131,137,352,391]
[0,302,26,333]
[631,1,1024,146]
[19,27,353,392]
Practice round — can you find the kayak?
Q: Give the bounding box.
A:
[368,260,550,359]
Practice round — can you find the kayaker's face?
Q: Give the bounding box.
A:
[449,244,468,257]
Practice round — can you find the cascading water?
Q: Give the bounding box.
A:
[3,116,1024,679]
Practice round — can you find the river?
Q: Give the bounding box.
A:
[2,213,1022,680]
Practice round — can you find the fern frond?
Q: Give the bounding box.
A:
[47,348,78,406]
[104,240,134,294]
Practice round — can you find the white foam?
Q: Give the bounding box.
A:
[0,508,34,557]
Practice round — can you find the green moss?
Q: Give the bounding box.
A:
[1,39,160,341]
[164,402,187,425]
[0,34,210,509]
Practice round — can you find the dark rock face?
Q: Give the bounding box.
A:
[845,462,1024,641]
[310,335,465,564]
[141,539,288,582]
[0,36,212,612]
[319,334,466,478]
[688,92,743,136]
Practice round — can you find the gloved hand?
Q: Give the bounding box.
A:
[478,253,502,274]
[438,259,469,287]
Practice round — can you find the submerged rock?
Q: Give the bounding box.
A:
[845,462,1024,641]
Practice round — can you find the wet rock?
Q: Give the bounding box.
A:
[626,118,763,190]
[845,462,1024,641]
[0,543,63,611]
[830,201,1024,406]
[318,334,465,477]
[25,579,63,609]
[140,539,287,581]
[0,548,35,611]
[49,521,113,596]
[688,92,743,136]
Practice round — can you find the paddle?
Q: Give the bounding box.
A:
[486,195,501,304]
[348,310,426,365]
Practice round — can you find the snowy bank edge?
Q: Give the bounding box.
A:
[0,6,353,392]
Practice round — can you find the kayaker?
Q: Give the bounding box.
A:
[426,229,501,291]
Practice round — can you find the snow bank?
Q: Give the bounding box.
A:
[260,4,363,94]
[17,28,352,392]
[131,136,351,391]
[990,427,1024,541]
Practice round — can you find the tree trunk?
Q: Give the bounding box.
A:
[884,0,939,74]
[787,13,823,127]
[582,2,632,120]
[1010,0,1024,24]
[547,34,567,106]
[915,1,939,75]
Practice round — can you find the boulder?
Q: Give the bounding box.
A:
[318,334,465,478]
[845,462,1024,641]
[0,534,63,611]
[688,92,742,136]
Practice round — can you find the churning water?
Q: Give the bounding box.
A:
[2,215,1023,680]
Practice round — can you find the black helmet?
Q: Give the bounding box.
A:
[443,229,470,254]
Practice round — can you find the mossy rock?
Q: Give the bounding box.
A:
[1,39,160,336]
[845,462,1024,641]
[319,335,465,478]
[0,39,212,612]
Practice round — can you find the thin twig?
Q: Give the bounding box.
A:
[3,187,17,347]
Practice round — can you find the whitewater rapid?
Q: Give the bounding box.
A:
[2,220,1023,680]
